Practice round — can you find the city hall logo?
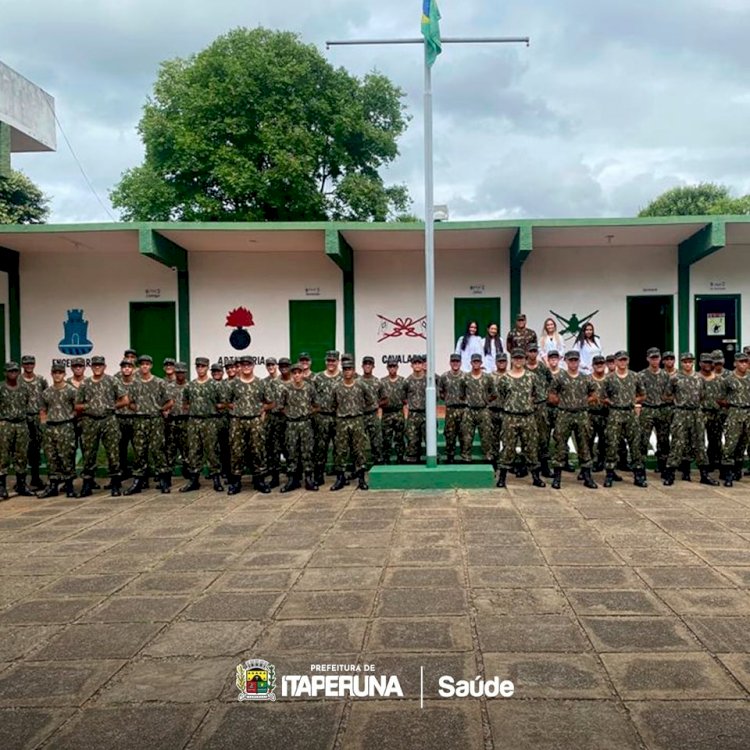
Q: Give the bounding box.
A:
[549,309,599,339]
[236,658,276,702]
[377,313,427,343]
[226,307,255,351]
[58,309,93,355]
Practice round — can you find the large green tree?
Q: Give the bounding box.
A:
[638,183,750,217]
[0,169,49,224]
[111,28,411,222]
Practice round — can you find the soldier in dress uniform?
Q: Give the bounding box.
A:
[360,355,386,465]
[0,362,32,499]
[461,353,495,465]
[312,351,341,485]
[20,355,48,490]
[438,353,466,464]
[404,355,427,463]
[380,356,406,464]
[639,348,671,475]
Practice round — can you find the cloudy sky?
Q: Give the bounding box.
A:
[4,0,750,222]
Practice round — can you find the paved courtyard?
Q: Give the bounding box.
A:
[1,477,750,749]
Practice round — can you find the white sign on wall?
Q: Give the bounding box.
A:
[707,313,726,336]
[145,288,161,299]
[710,281,727,291]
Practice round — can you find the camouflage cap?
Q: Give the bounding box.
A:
[224,359,237,369]
[680,352,695,361]
[564,350,580,360]
[362,356,375,365]
[470,353,482,362]
[5,361,19,371]
[449,353,461,362]
[526,342,539,352]
[123,349,137,357]
[174,362,188,373]
[90,356,106,366]
[592,355,606,365]
[290,362,303,372]
[137,354,153,364]
[50,362,66,373]
[605,354,616,363]
[736,352,750,363]
[119,359,134,367]
[646,347,661,358]
[516,313,526,320]
[496,352,508,362]
[547,350,560,358]
[744,345,750,355]
[614,350,629,360]
[278,357,291,367]
[70,357,86,367]
[238,355,255,365]
[210,362,223,372]
[298,352,312,361]
[662,351,676,359]
[265,357,277,366]
[341,360,355,369]
[325,350,340,360]
[163,358,176,367]
[21,355,35,364]
[387,356,399,366]
[699,353,714,364]
[195,357,209,367]
[712,351,725,363]
[511,348,526,358]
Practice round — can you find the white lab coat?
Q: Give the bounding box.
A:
[455,335,484,372]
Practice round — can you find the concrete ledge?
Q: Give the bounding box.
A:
[369,464,496,490]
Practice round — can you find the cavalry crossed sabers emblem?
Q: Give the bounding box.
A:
[549,310,599,338]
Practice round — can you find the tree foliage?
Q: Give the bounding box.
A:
[111,28,411,222]
[638,183,750,217]
[0,169,49,224]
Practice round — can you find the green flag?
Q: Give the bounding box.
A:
[421,0,442,67]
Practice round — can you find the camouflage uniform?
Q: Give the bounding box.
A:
[603,372,645,470]
[588,375,608,469]
[721,371,750,474]
[638,368,671,469]
[527,362,553,468]
[701,375,725,471]
[279,380,316,474]
[438,369,466,462]
[332,380,374,473]
[76,375,125,478]
[360,374,385,465]
[665,372,708,468]
[404,373,427,462]
[313,371,341,478]
[128,376,171,478]
[115,378,136,478]
[496,371,543,470]
[489,371,507,464]
[550,371,596,468]
[215,378,232,478]
[461,372,495,462]
[40,383,77,483]
[184,379,222,476]
[225,377,269,479]
[505,326,538,353]
[21,372,48,483]
[164,379,189,474]
[264,375,287,479]
[380,374,407,463]
[0,382,30,478]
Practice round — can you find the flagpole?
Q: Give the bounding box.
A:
[423,46,437,468]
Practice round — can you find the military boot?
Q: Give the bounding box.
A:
[582,468,598,489]
[280,472,301,493]
[634,469,648,488]
[78,477,95,498]
[252,476,272,494]
[158,473,172,494]
[551,468,562,490]
[611,470,623,482]
[15,475,34,496]
[226,475,242,495]
[495,468,508,488]
[603,469,615,488]
[680,461,692,481]
[540,458,553,479]
[109,476,122,497]
[662,467,675,486]
[124,476,145,495]
[444,453,455,464]
[722,467,733,488]
[30,474,46,491]
[531,469,546,488]
[515,465,528,479]
[357,469,369,491]
[0,476,8,500]
[330,473,347,492]
[212,473,224,493]
[733,462,744,482]
[179,473,200,493]
[314,465,325,487]
[656,458,666,476]
[304,473,319,491]
[64,479,77,498]
[699,467,719,486]
[37,480,59,499]
[268,471,281,489]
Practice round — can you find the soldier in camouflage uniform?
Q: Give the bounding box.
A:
[20,355,48,490]
[461,353,495,464]
[180,357,223,493]
[163,357,176,383]
[0,362,32,499]
[38,363,78,498]
[211,363,231,480]
[404,355,427,463]
[312,351,341,485]
[67,356,87,471]
[602,351,647,487]
[299,352,314,382]
[505,313,537,354]
[719,351,750,486]
[525,343,553,477]
[225,355,273,495]
[278,361,318,492]
[488,353,508,467]
[165,362,190,477]
[75,355,128,496]
[662,353,718,486]
[495,349,546,488]
[115,359,137,481]
[699,353,724,472]
[380,356,406,464]
[360,355,386,465]
[548,350,598,489]
[263,357,286,488]
[330,358,375,490]
[588,355,609,472]
[439,354,466,463]
[124,355,173,495]
[639,348,671,474]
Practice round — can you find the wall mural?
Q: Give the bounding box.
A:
[377,314,427,343]
[226,307,255,350]
[58,309,93,355]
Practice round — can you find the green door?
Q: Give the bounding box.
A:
[454,297,501,343]
[130,302,177,377]
[289,300,336,370]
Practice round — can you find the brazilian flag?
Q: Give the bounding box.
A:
[421,0,442,67]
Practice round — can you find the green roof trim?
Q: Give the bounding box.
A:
[139,228,187,272]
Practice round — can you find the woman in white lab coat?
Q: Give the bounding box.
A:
[482,322,504,372]
[455,320,484,372]
[539,317,566,362]
[571,322,603,374]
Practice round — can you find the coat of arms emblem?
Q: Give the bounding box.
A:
[236,658,276,702]
[58,309,94,355]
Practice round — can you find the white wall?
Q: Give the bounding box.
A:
[20,251,177,369]
[354,247,509,376]
[189,251,343,366]
[522,245,678,354]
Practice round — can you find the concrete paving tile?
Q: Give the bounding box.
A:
[35,623,163,660]
[628,700,750,750]
[466,545,545,566]
[343,701,482,750]
[106,537,187,555]
[376,587,467,617]
[636,566,734,589]
[0,576,56,608]
[717,653,750,693]
[0,708,73,750]
[0,597,101,624]
[292,567,382,591]
[72,553,158,574]
[142,621,262,657]
[0,625,61,661]
[308,547,389,567]
[552,566,643,589]
[380,567,462,588]
[367,617,473,652]
[119,571,219,595]
[476,615,589,652]
[542,547,623,566]
[603,532,680,548]
[253,533,322,550]
[396,517,458,531]
[684,616,750,652]
[388,546,462,565]
[469,565,556,588]
[340,507,401,520]
[601,652,743,699]
[525,517,591,530]
[696,548,750,565]
[532,530,606,547]
[580,617,700,652]
[483,653,613,698]
[486,700,641,750]
[616,547,705,566]
[463,531,534,546]
[277,590,375,619]
[567,589,669,615]
[155,552,237,571]
[0,660,124,707]
[182,593,282,621]
[2,555,91,575]
[98,657,235,703]
[70,527,136,542]
[49,705,207,750]
[209,570,297,591]
[390,531,460,547]
[330,519,396,532]
[258,619,367,653]
[195,703,342,750]
[321,532,391,549]
[473,588,568,615]
[35,574,134,598]
[655,588,750,615]
[80,596,190,623]
[717,566,750,587]
[461,516,525,531]
[233,550,313,568]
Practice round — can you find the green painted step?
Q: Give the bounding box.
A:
[369,463,495,490]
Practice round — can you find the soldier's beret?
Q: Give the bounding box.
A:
[195,357,209,366]
[547,350,560,358]
[526,343,539,352]
[387,356,399,365]
[265,357,277,366]
[516,313,526,321]
[450,353,461,362]
[680,352,695,361]
[592,355,606,365]
[238,355,254,365]
[278,357,291,366]
[21,355,35,364]
[163,358,176,367]
[90,356,106,365]
[123,349,137,357]
[290,362,303,372]
[470,353,482,362]
[71,357,86,367]
[736,352,750,363]
[362,356,375,365]
[699,353,713,364]
[119,359,133,367]
[565,351,580,360]
[646,347,661,357]
[50,363,66,373]
[298,352,312,360]
[511,348,526,358]
[5,361,19,371]
[210,362,223,372]
[325,350,340,360]
[614,350,629,360]
[496,353,508,362]
[662,351,676,359]
[174,362,188,373]
[138,355,153,364]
